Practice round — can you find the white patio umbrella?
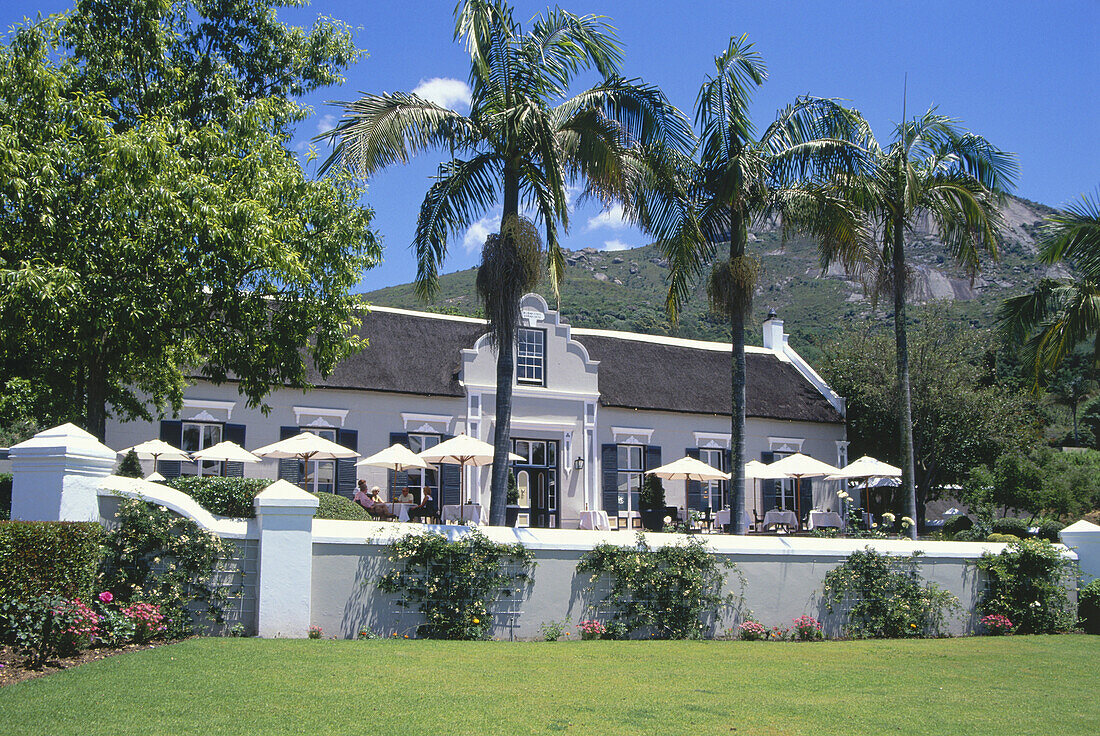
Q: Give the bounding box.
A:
[742,460,788,524]
[825,455,901,481]
[825,455,902,512]
[252,432,359,488]
[647,456,730,525]
[118,439,191,474]
[417,434,523,506]
[764,453,842,524]
[356,443,430,472]
[191,440,262,465]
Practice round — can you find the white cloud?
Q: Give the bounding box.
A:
[412,77,472,111]
[603,239,632,251]
[315,114,337,136]
[586,203,629,231]
[463,214,501,254]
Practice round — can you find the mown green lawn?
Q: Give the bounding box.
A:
[1,636,1096,735]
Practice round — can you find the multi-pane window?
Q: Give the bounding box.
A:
[300,427,336,494]
[516,328,545,385]
[699,448,728,511]
[770,451,796,510]
[405,433,440,503]
[181,422,223,477]
[616,444,644,513]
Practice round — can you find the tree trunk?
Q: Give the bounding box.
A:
[729,207,748,535]
[893,215,919,540]
[487,165,521,526]
[85,354,108,442]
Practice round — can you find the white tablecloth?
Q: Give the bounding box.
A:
[807,510,843,530]
[761,509,799,530]
[579,510,611,531]
[388,502,415,523]
[715,509,730,528]
[442,503,488,525]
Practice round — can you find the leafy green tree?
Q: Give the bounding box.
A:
[821,307,1040,522]
[655,36,868,534]
[831,110,1017,537]
[1045,351,1096,446]
[999,192,1100,381]
[0,13,380,440]
[320,0,692,524]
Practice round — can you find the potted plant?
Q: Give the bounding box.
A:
[505,470,521,527]
[639,475,671,531]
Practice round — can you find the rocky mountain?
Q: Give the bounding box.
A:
[361,196,1063,364]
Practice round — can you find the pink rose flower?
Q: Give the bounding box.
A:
[98,591,114,603]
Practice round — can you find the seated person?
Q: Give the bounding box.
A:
[407,488,437,522]
[355,481,396,520]
[396,487,415,504]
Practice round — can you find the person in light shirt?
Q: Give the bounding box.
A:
[397,487,415,504]
[355,480,395,520]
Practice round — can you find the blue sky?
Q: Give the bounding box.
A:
[4,1,1098,292]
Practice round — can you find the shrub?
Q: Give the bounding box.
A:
[98,499,240,637]
[378,530,536,640]
[307,625,323,639]
[979,614,1014,635]
[986,533,1021,543]
[167,477,268,518]
[121,601,166,642]
[0,594,100,667]
[0,472,12,521]
[792,615,824,641]
[117,450,144,479]
[639,474,665,510]
[975,539,1076,634]
[577,620,605,640]
[1032,519,1063,542]
[738,620,767,641]
[538,619,570,641]
[942,514,973,539]
[0,521,103,600]
[167,477,371,520]
[822,548,960,638]
[576,533,738,639]
[310,491,371,521]
[1080,579,1100,634]
[991,517,1029,538]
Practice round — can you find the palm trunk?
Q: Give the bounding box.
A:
[729,207,748,535]
[487,166,521,526]
[892,216,918,540]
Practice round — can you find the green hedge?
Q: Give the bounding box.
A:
[0,473,11,521]
[0,521,103,600]
[167,477,371,521]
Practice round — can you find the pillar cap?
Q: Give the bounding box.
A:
[9,423,115,461]
[254,480,321,510]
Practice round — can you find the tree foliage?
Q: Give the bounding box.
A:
[0,6,380,439]
[821,306,1040,513]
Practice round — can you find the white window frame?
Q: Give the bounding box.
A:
[616,444,644,514]
[180,421,223,477]
[699,447,728,511]
[516,327,545,386]
[405,433,441,502]
[300,427,337,494]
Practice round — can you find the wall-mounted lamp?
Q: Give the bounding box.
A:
[573,457,585,471]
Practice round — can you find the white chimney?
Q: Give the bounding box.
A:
[762,308,785,351]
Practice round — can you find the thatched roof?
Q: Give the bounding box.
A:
[308,307,842,424]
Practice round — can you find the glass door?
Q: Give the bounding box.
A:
[511,439,558,528]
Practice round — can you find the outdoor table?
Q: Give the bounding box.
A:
[807,510,843,530]
[761,509,799,531]
[442,503,487,525]
[578,510,611,531]
[714,509,750,534]
[388,502,415,522]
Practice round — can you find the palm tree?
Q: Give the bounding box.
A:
[999,193,1100,388]
[833,109,1017,539]
[319,0,692,525]
[657,36,869,535]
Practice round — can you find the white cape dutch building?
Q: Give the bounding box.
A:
[106,293,848,529]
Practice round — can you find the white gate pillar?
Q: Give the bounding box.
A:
[9,423,116,521]
[1061,520,1100,583]
[254,480,319,638]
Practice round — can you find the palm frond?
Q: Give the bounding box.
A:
[316,93,473,177]
[525,8,623,89]
[997,279,1073,345]
[1039,191,1100,272]
[412,153,501,300]
[695,34,767,163]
